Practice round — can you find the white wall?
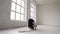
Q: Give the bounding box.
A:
[0,0,37,29]
[37,1,60,26]
[0,0,27,29]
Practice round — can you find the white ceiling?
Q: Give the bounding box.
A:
[35,0,60,5]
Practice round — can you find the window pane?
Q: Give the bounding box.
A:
[23,0,26,2]
[16,13,20,20]
[21,0,24,7]
[10,11,15,20]
[30,16,33,19]
[21,14,24,21]
[31,3,35,8]
[31,3,34,7]
[30,12,34,17]
[25,10,27,21]
[16,5,20,13]
[25,16,26,21]
[12,0,16,2]
[30,2,36,22]
[30,7,34,12]
[31,16,36,22]
[17,0,21,5]
[21,7,24,14]
[11,2,16,11]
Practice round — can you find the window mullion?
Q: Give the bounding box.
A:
[15,0,17,20]
[24,2,25,21]
[20,5,21,20]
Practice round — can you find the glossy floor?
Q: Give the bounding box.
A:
[0,25,60,34]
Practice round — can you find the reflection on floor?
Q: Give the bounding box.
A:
[0,25,60,34]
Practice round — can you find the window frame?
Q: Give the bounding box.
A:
[10,0,27,21]
[30,0,36,22]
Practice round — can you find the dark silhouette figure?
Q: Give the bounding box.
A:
[28,19,35,30]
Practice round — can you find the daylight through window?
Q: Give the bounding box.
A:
[10,0,27,21]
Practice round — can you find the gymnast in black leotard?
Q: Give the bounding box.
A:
[28,19,37,30]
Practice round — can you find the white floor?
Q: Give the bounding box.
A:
[0,25,60,34]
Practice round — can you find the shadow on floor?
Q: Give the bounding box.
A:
[18,29,44,33]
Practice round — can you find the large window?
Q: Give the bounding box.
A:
[30,0,36,22]
[10,0,27,21]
